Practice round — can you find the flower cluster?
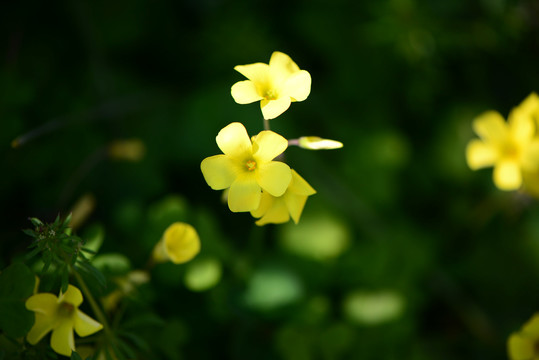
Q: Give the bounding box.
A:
[201,52,341,225]
[466,92,539,192]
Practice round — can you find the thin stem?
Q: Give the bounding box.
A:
[72,269,110,333]
[263,118,270,131]
[288,138,300,146]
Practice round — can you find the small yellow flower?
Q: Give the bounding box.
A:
[466,95,539,190]
[231,51,311,120]
[508,313,539,360]
[152,222,201,264]
[201,122,292,212]
[25,285,103,357]
[251,169,316,226]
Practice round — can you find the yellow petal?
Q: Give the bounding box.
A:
[228,174,261,212]
[493,160,522,190]
[216,122,252,159]
[288,169,316,196]
[508,333,535,360]
[234,63,271,85]
[50,321,75,356]
[269,52,300,77]
[522,139,539,171]
[26,293,58,315]
[231,80,263,104]
[256,162,292,197]
[201,155,239,190]
[26,313,56,345]
[508,108,534,143]
[517,92,539,116]
[283,192,308,224]
[284,70,311,102]
[251,191,274,218]
[465,139,498,170]
[255,197,290,226]
[260,97,291,120]
[59,285,83,307]
[473,111,508,144]
[74,310,103,337]
[522,313,539,338]
[252,130,288,162]
[163,222,201,264]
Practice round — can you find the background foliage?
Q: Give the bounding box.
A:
[2,0,539,359]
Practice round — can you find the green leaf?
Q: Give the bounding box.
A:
[29,217,43,227]
[0,263,36,337]
[76,262,106,289]
[70,352,83,360]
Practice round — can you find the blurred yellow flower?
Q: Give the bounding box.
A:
[25,285,103,357]
[466,95,539,190]
[201,122,292,212]
[297,136,343,150]
[231,51,311,120]
[508,313,539,360]
[152,222,200,264]
[251,169,316,226]
[108,139,146,162]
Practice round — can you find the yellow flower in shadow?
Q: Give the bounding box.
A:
[251,169,316,226]
[25,285,103,357]
[466,94,539,190]
[508,313,539,360]
[201,122,292,212]
[152,222,200,264]
[231,51,311,120]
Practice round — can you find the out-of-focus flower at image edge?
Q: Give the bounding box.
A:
[466,93,539,191]
[231,51,311,120]
[508,313,539,360]
[25,285,103,356]
[152,222,201,264]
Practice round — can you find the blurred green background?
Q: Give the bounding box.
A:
[2,0,539,358]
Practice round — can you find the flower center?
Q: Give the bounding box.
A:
[57,302,75,317]
[503,142,520,160]
[246,160,257,171]
[264,89,278,100]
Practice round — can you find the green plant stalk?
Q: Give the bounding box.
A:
[72,267,118,355]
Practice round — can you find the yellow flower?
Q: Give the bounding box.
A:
[231,51,311,120]
[508,313,539,360]
[251,169,316,226]
[201,122,292,212]
[466,96,539,190]
[152,222,200,264]
[25,285,103,357]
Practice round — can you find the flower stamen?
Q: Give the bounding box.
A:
[246,160,257,171]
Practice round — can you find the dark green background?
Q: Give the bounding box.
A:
[2,0,539,359]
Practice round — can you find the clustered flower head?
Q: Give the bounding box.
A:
[466,92,539,191]
[508,313,539,360]
[25,284,103,356]
[201,51,341,226]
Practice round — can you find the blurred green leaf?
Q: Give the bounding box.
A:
[0,263,35,338]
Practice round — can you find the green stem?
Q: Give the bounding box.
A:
[263,118,270,131]
[72,269,110,333]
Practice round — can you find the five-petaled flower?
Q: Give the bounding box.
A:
[201,122,292,212]
[231,51,311,120]
[251,169,316,226]
[25,284,103,356]
[508,313,539,360]
[466,94,539,190]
